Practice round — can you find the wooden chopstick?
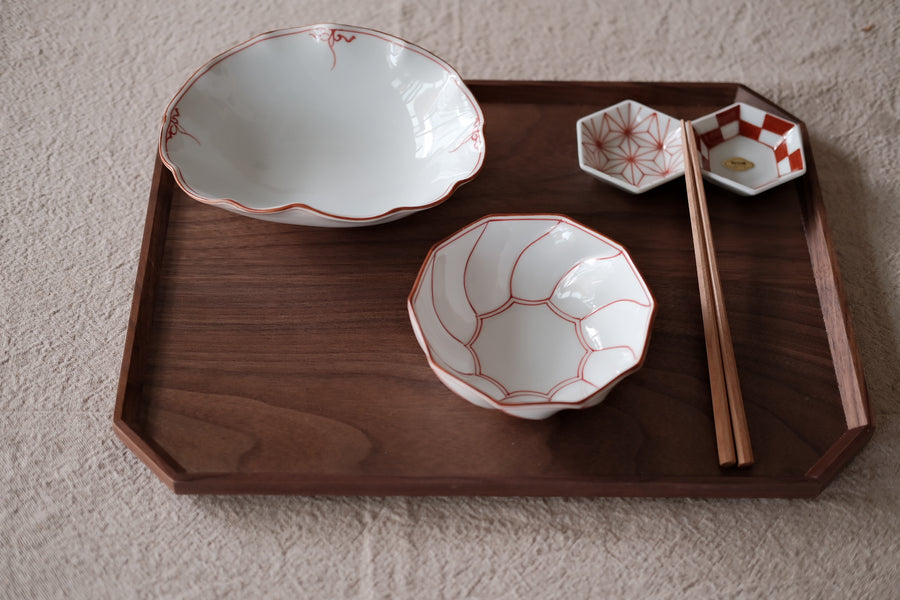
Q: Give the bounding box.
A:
[685,125,755,468]
[681,120,754,468]
[680,121,735,467]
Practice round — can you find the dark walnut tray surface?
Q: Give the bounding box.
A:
[114,81,871,496]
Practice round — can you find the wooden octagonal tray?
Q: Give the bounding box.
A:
[114,81,872,496]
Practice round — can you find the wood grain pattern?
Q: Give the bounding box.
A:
[113,81,871,496]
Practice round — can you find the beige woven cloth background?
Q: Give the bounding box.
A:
[2,0,898,597]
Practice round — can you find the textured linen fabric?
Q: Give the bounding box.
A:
[2,0,899,598]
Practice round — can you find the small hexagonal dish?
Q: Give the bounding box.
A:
[407,214,657,420]
[576,100,684,194]
[690,102,806,196]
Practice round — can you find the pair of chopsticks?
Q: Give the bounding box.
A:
[680,120,754,468]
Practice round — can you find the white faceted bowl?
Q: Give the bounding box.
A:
[408,214,657,420]
[691,103,806,196]
[159,25,485,227]
[577,100,684,194]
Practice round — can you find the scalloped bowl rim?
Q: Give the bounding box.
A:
[407,213,658,418]
[158,24,486,225]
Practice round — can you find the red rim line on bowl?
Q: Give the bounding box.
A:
[158,24,486,224]
[407,213,658,416]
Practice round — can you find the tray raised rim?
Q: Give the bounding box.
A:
[113,80,872,497]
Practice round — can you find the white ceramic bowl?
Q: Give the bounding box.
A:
[690,103,806,196]
[408,214,656,420]
[159,25,485,227]
[577,100,684,194]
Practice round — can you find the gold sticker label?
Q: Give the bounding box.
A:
[723,157,755,171]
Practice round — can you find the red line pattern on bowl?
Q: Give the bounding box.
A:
[411,215,656,410]
[580,103,682,188]
[450,117,483,153]
[308,26,357,70]
[163,108,199,146]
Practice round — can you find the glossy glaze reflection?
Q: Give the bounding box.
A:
[408,214,657,419]
[160,25,485,226]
